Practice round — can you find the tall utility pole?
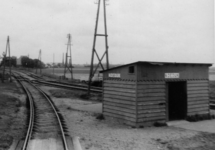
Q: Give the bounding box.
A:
[88,0,109,95]
[36,50,42,74]
[2,36,11,83]
[64,34,73,80]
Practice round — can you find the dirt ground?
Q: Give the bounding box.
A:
[42,86,215,150]
[0,81,27,150]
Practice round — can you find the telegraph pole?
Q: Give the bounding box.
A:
[64,34,73,80]
[88,0,109,95]
[2,36,11,83]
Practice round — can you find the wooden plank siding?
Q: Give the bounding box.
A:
[187,80,210,116]
[104,95,136,102]
[104,80,136,85]
[103,79,210,127]
[136,81,166,125]
[103,80,137,124]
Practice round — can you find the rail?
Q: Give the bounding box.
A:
[11,70,102,93]
[12,72,80,150]
[35,80,102,93]
[14,75,34,150]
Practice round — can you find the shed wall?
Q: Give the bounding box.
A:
[136,81,166,126]
[187,80,210,116]
[103,80,137,126]
[102,63,210,127]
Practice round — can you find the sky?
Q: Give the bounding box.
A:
[0,0,213,65]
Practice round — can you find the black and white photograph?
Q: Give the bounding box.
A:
[0,0,214,149]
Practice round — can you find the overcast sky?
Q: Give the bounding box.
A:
[0,0,213,65]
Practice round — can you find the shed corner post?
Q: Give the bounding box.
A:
[165,81,169,122]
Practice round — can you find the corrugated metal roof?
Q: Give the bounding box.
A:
[100,61,212,73]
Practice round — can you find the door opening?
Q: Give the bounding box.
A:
[168,82,187,121]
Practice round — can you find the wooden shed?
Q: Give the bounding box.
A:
[100,61,212,127]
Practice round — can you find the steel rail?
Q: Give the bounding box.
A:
[11,70,102,93]
[47,80,102,90]
[21,88,34,150]
[13,72,69,150]
[12,73,34,150]
[35,80,102,93]
[30,83,69,150]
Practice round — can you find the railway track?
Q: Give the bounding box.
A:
[35,80,102,93]
[13,72,81,150]
[11,70,102,93]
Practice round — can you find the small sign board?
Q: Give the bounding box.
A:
[109,73,121,78]
[165,73,180,79]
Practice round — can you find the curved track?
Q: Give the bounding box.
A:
[13,72,70,150]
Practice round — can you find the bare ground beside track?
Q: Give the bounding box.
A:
[0,81,27,150]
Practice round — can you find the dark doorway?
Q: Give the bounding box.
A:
[168,82,187,120]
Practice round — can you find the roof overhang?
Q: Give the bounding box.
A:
[100,61,213,73]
